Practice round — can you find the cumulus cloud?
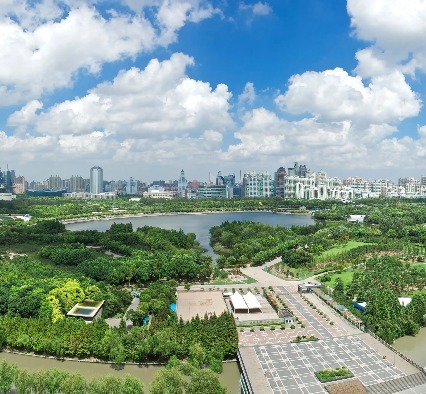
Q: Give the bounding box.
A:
[0,0,219,105]
[238,82,256,106]
[8,53,233,138]
[275,68,421,124]
[348,0,426,75]
[222,107,426,174]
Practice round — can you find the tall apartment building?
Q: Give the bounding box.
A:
[243,172,273,197]
[90,166,103,194]
[69,175,85,192]
[13,176,26,194]
[48,175,62,190]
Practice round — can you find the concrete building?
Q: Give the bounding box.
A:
[63,192,116,199]
[177,169,187,197]
[47,175,62,190]
[197,184,227,199]
[126,177,137,195]
[13,176,26,194]
[274,167,286,198]
[69,175,85,192]
[90,166,103,194]
[143,187,176,199]
[243,172,273,197]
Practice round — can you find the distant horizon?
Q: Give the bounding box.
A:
[4,164,425,186]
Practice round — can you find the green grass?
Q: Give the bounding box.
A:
[315,367,353,383]
[321,269,356,288]
[317,241,371,259]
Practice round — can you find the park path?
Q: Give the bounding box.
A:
[105,296,139,329]
[241,257,299,288]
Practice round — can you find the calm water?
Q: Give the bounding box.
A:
[394,327,426,367]
[65,211,314,256]
[0,352,241,393]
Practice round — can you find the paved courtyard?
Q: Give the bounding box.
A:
[254,335,405,394]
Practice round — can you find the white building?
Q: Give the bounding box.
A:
[243,172,273,197]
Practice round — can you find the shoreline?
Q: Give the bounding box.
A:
[1,348,237,366]
[61,209,312,225]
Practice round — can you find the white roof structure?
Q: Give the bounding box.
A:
[230,291,248,311]
[398,297,412,307]
[243,291,262,311]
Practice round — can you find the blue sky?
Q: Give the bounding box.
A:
[1,0,425,182]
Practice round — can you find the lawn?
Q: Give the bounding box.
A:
[317,241,371,259]
[321,269,356,288]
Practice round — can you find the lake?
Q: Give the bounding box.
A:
[65,211,314,256]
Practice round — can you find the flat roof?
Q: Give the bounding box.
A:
[67,300,104,318]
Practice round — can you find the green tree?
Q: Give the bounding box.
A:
[59,372,87,394]
[0,361,16,394]
[14,369,33,394]
[123,374,144,394]
[150,368,185,394]
[186,369,227,394]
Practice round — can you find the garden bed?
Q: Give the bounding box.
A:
[315,366,353,383]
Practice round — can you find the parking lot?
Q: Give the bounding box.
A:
[254,335,405,394]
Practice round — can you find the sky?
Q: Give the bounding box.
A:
[1,0,426,182]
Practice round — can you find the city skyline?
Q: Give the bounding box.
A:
[1,1,426,180]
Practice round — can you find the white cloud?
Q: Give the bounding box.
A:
[348,0,426,75]
[239,2,272,16]
[238,82,256,106]
[0,0,219,106]
[9,53,234,137]
[275,68,421,124]
[222,107,426,174]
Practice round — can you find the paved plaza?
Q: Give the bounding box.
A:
[254,335,406,394]
[176,290,227,321]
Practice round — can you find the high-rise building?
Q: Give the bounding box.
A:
[126,177,137,194]
[13,176,26,194]
[48,175,62,190]
[177,169,187,196]
[69,175,85,192]
[274,167,287,198]
[90,166,103,194]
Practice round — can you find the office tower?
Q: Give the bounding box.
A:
[126,177,137,194]
[90,166,103,194]
[178,169,187,196]
[274,167,287,198]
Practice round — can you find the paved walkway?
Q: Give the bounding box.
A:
[105,296,139,329]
